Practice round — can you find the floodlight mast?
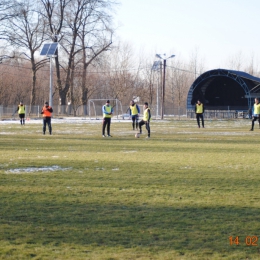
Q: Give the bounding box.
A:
[155,54,175,119]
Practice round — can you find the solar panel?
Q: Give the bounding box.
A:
[40,43,58,56]
[47,43,58,55]
[40,43,51,55]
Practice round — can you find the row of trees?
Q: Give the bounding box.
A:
[0,0,117,110]
[1,1,260,116]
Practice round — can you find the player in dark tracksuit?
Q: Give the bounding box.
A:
[195,100,205,128]
[126,100,140,130]
[139,102,151,138]
[17,101,25,125]
[250,98,260,131]
[41,101,53,135]
[102,100,113,137]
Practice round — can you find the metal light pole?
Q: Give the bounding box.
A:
[47,54,57,108]
[155,54,175,119]
[151,60,161,118]
[49,56,53,107]
[40,42,58,108]
[157,64,160,118]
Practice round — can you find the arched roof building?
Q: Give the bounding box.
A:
[187,69,260,110]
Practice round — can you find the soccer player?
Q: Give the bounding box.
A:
[139,102,151,138]
[102,100,113,137]
[127,100,140,130]
[195,100,205,128]
[250,98,260,131]
[41,101,53,135]
[16,101,25,125]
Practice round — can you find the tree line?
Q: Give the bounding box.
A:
[0,0,259,116]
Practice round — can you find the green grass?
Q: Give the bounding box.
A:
[1,118,260,259]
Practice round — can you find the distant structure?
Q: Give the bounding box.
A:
[187,69,260,111]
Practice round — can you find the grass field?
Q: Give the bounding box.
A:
[1,118,260,260]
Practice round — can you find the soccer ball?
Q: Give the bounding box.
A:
[135,133,140,138]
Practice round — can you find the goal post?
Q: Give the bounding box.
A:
[88,99,123,119]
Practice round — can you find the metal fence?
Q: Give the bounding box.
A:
[0,105,250,120]
[187,110,250,119]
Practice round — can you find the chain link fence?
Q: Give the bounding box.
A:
[0,105,250,120]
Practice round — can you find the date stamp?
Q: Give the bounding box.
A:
[229,236,258,246]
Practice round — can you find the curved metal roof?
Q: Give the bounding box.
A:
[228,70,260,83]
[187,68,260,110]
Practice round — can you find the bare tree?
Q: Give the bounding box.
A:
[141,61,157,106]
[40,0,117,108]
[2,0,48,111]
[80,1,114,99]
[99,42,143,104]
[226,51,244,71]
[188,47,205,79]
[0,57,31,105]
[243,53,260,77]
[39,0,70,106]
[0,1,22,62]
[0,1,21,21]
[167,59,194,117]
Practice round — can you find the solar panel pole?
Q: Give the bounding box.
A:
[40,43,58,108]
[49,56,53,107]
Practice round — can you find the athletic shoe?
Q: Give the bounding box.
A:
[250,129,253,131]
[146,136,150,139]
[107,135,113,137]
[103,135,106,137]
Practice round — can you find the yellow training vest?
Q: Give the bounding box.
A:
[130,104,138,115]
[254,103,260,114]
[196,104,203,113]
[143,107,150,121]
[18,105,25,114]
[103,105,112,118]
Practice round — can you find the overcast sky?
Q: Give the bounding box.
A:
[114,0,260,71]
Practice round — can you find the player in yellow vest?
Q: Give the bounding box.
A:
[102,100,113,137]
[127,100,140,130]
[16,101,25,125]
[139,102,151,138]
[250,98,260,131]
[195,100,204,128]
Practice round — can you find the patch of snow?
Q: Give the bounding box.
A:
[0,117,132,125]
[6,165,71,174]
